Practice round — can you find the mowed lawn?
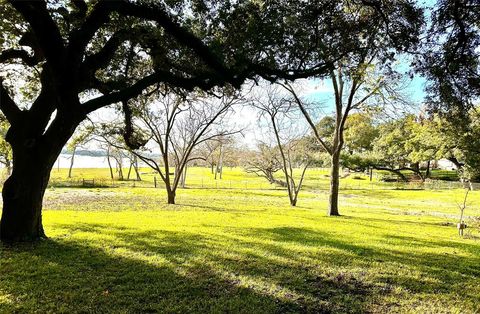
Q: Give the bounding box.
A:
[1,168,480,313]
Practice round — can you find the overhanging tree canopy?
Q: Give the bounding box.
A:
[418,0,480,116]
[0,0,372,242]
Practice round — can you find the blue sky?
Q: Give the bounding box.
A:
[302,0,438,112]
[303,64,427,114]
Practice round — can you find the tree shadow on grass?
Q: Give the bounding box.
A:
[199,225,480,310]
[351,215,455,228]
[0,224,378,314]
[246,227,480,298]
[344,189,425,200]
[1,223,479,313]
[0,238,308,313]
[178,202,269,213]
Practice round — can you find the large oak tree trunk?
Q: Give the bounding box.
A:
[0,110,80,242]
[0,139,61,241]
[328,152,341,216]
[0,161,49,241]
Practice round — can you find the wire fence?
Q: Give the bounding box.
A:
[46,176,478,191]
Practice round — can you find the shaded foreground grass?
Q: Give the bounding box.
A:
[1,178,480,313]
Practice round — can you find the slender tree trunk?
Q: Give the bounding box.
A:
[328,152,341,216]
[425,160,431,178]
[127,162,133,180]
[68,146,76,178]
[218,145,224,180]
[117,161,124,180]
[412,162,424,181]
[181,164,187,188]
[115,156,124,180]
[290,193,297,206]
[166,188,176,204]
[266,172,274,184]
[177,165,183,187]
[106,148,114,179]
[134,157,141,181]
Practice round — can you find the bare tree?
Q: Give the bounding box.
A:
[245,143,285,186]
[214,140,224,180]
[197,141,221,174]
[66,124,94,178]
[213,136,238,180]
[87,125,130,181]
[105,146,114,180]
[280,64,409,215]
[109,147,127,181]
[126,154,142,181]
[125,89,242,204]
[251,85,311,206]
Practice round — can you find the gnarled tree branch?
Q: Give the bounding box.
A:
[0,82,22,125]
[0,49,40,66]
[9,0,65,76]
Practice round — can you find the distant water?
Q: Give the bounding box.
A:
[0,153,147,170]
[55,153,116,168]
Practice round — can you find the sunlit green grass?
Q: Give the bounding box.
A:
[49,166,466,191]
[1,168,479,313]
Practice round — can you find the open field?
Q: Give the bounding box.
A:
[1,167,480,313]
[47,166,469,191]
